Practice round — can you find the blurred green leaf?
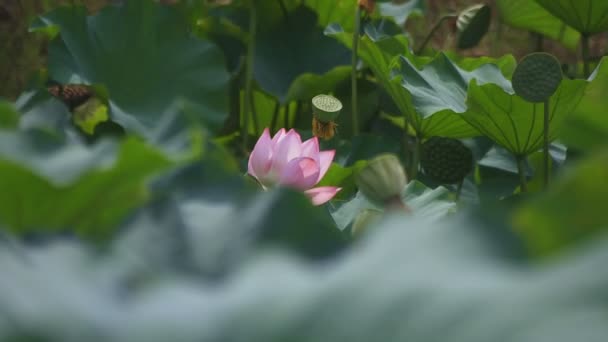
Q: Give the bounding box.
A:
[0,101,19,128]
[331,180,455,230]
[562,58,608,151]
[254,6,350,103]
[3,201,608,340]
[0,130,174,239]
[462,78,587,156]
[513,149,608,257]
[497,0,580,50]
[32,1,229,136]
[378,0,424,27]
[316,160,368,201]
[534,0,608,35]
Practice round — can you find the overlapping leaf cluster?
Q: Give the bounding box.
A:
[1,1,608,341]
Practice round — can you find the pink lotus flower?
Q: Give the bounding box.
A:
[248,128,341,205]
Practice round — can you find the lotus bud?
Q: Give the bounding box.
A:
[355,153,411,212]
[456,4,491,49]
[351,208,383,237]
[312,94,341,140]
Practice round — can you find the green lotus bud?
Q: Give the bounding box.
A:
[355,153,408,208]
[351,209,383,237]
[456,4,491,49]
[512,52,562,103]
[312,94,342,122]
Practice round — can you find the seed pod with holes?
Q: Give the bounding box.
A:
[421,137,473,184]
[312,94,342,140]
[512,52,563,103]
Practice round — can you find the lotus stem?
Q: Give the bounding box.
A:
[270,100,280,132]
[416,14,457,55]
[516,155,528,193]
[402,114,411,169]
[351,5,362,136]
[543,99,550,189]
[455,179,464,201]
[410,134,421,179]
[581,33,590,78]
[242,1,257,150]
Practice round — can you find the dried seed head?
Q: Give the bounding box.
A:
[312,116,337,140]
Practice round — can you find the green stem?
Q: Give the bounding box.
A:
[269,100,280,132]
[543,99,550,189]
[351,5,361,136]
[532,32,544,52]
[516,155,528,193]
[581,33,590,78]
[416,15,457,55]
[249,88,259,136]
[410,134,421,179]
[283,103,289,128]
[455,179,464,201]
[402,114,411,168]
[242,1,257,150]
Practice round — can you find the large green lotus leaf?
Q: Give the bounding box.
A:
[513,150,608,257]
[497,0,580,50]
[534,0,608,35]
[0,130,174,239]
[327,24,485,138]
[285,66,351,103]
[562,58,608,150]
[330,180,455,230]
[254,6,350,103]
[462,78,587,156]
[393,53,511,139]
[5,209,608,341]
[31,1,229,136]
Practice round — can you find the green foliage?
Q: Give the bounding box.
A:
[331,180,455,230]
[32,1,230,136]
[496,0,580,50]
[513,150,608,257]
[1,0,608,340]
[254,6,350,103]
[534,0,608,35]
[562,58,608,151]
[462,78,587,156]
[0,130,173,239]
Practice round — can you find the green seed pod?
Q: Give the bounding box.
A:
[456,4,491,49]
[351,209,383,237]
[312,94,342,122]
[355,153,407,205]
[421,137,473,184]
[512,52,563,103]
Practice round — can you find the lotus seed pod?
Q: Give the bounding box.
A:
[351,208,383,237]
[456,4,491,49]
[312,94,342,123]
[421,137,473,184]
[512,53,562,103]
[355,153,408,205]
